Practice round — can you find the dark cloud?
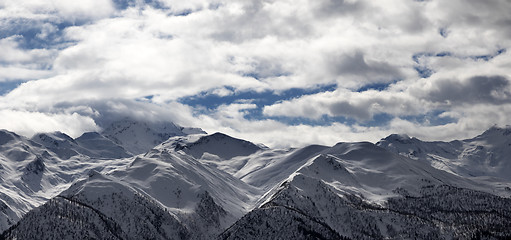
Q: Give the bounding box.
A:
[1,0,511,146]
[313,0,364,18]
[439,0,511,38]
[328,51,403,82]
[241,57,290,80]
[427,75,511,105]
[329,101,371,120]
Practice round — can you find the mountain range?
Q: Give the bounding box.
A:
[1,120,511,239]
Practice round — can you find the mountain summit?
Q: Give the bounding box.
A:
[2,125,511,239]
[377,125,511,181]
[101,119,206,155]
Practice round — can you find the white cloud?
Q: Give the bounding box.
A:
[0,0,511,147]
[0,109,99,138]
[263,89,430,121]
[0,0,115,21]
[0,36,54,63]
[0,36,56,82]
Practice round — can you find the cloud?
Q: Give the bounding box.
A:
[0,109,98,138]
[425,75,511,105]
[0,0,115,21]
[326,50,403,85]
[263,89,428,121]
[0,36,56,82]
[208,0,315,42]
[312,0,364,18]
[0,0,511,147]
[174,101,392,147]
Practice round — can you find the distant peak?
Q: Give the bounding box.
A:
[208,132,230,139]
[76,132,103,140]
[194,132,257,146]
[332,141,379,149]
[378,133,420,145]
[385,133,411,141]
[32,131,74,143]
[0,129,20,145]
[0,129,18,135]
[482,125,511,136]
[104,119,146,130]
[100,118,205,155]
[329,141,388,157]
[181,132,261,159]
[193,133,227,144]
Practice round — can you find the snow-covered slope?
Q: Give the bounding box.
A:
[74,132,132,159]
[31,132,80,159]
[115,143,261,230]
[0,119,205,234]
[3,126,511,239]
[3,170,189,240]
[168,132,262,160]
[0,130,47,232]
[2,135,261,239]
[102,119,206,155]
[377,125,511,182]
[0,130,133,233]
[32,131,131,159]
[230,145,328,189]
[223,142,511,239]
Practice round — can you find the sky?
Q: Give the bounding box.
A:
[0,0,510,148]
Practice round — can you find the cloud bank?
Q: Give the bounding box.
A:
[0,0,510,147]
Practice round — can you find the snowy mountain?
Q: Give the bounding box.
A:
[0,129,135,234]
[222,142,511,239]
[2,125,511,239]
[377,125,511,182]
[31,131,131,159]
[101,119,206,155]
[0,119,203,234]
[168,132,262,160]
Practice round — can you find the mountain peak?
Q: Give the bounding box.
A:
[469,125,511,147]
[75,132,103,140]
[208,132,230,139]
[3,124,511,239]
[31,132,75,144]
[175,132,262,160]
[380,133,414,144]
[480,125,511,137]
[101,119,205,155]
[74,132,131,159]
[0,129,20,145]
[329,141,388,156]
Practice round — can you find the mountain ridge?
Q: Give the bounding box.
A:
[1,123,511,239]
[377,125,511,181]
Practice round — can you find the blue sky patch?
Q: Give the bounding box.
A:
[439,28,449,38]
[402,110,456,126]
[0,81,23,96]
[0,20,81,50]
[259,112,393,127]
[178,84,404,128]
[179,84,337,110]
[471,48,506,61]
[357,82,393,92]
[112,0,134,10]
[414,66,434,78]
